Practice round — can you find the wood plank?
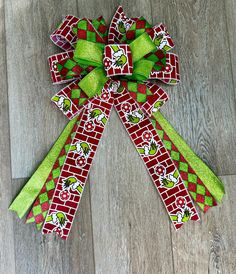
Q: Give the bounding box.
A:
[5,0,79,178]
[171,175,236,274]
[0,0,16,273]
[12,178,95,274]
[225,0,236,84]
[75,1,153,23]
[150,0,236,176]
[90,110,174,274]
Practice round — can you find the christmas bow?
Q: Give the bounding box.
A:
[10,6,225,240]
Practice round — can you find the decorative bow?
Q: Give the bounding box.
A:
[10,6,225,240]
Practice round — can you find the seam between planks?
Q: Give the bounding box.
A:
[223,0,236,112]
[169,221,176,274]
[2,0,16,273]
[88,176,96,274]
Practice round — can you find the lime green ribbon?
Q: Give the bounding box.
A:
[153,112,225,203]
[9,117,78,218]
[73,32,157,98]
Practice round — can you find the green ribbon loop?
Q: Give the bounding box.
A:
[56,18,166,101]
[78,67,109,98]
[74,39,104,67]
[73,40,108,97]
[58,28,158,98]
[130,32,156,63]
[127,59,154,81]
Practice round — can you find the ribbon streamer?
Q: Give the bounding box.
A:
[9,6,225,240]
[114,87,199,229]
[26,113,83,229]
[43,81,114,239]
[9,117,78,218]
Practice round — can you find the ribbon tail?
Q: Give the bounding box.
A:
[26,112,83,229]
[152,111,225,204]
[9,117,78,219]
[42,82,114,239]
[114,88,200,230]
[151,115,218,212]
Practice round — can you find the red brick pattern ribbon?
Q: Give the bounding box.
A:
[42,81,114,239]
[114,87,199,229]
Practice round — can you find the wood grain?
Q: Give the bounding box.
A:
[225,0,236,175]
[225,0,236,83]
[12,178,95,274]
[150,0,236,176]
[171,175,236,274]
[0,0,16,273]
[5,0,78,178]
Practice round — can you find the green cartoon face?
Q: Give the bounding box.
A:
[161,178,175,188]
[118,21,126,34]
[46,211,68,228]
[89,108,102,119]
[56,212,67,227]
[62,98,71,112]
[126,109,143,124]
[115,54,127,67]
[149,141,158,155]
[89,109,107,126]
[154,34,164,47]
[80,142,90,156]
[127,114,140,124]
[181,209,191,223]
[154,101,164,109]
[63,177,77,188]
[52,95,71,113]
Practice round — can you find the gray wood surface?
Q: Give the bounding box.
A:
[0,0,16,273]
[151,0,236,176]
[1,0,236,273]
[225,0,236,84]
[171,175,236,274]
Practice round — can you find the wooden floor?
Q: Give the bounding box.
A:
[1,1,236,273]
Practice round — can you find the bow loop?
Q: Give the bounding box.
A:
[55,25,158,99]
[127,59,154,81]
[78,67,109,98]
[48,10,180,121]
[72,18,106,44]
[74,39,104,67]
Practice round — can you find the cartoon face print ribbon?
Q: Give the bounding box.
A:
[42,81,114,238]
[114,86,200,229]
[10,6,225,239]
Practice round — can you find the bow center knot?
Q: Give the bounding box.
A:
[103,44,133,77]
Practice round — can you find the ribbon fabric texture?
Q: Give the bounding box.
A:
[10,6,225,239]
